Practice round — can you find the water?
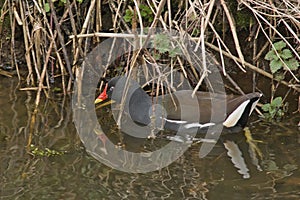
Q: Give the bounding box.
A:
[0,77,299,199]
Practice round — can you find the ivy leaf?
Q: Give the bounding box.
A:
[140,4,151,14]
[280,49,293,59]
[271,97,282,107]
[270,59,283,73]
[264,50,278,61]
[139,4,147,10]
[273,40,286,51]
[285,58,299,70]
[141,10,147,17]
[124,15,131,22]
[124,9,133,23]
[262,103,270,112]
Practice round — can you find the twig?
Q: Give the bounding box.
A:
[19,86,48,91]
[13,3,22,25]
[0,69,13,77]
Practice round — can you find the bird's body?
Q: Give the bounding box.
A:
[95,76,262,133]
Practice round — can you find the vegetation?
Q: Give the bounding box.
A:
[0,0,299,149]
[30,144,65,157]
[261,96,286,121]
[124,4,154,25]
[265,40,299,74]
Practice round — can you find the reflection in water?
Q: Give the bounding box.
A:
[0,77,299,199]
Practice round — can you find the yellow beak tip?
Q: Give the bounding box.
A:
[94,99,103,104]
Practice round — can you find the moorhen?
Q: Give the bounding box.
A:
[95,76,262,133]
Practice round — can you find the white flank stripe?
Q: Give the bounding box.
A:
[223,100,250,127]
[184,122,215,129]
[161,117,187,124]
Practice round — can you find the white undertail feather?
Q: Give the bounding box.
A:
[223,100,250,128]
[249,99,260,116]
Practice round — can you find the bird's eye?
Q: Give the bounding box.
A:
[110,86,114,91]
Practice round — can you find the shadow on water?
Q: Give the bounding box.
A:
[0,77,299,199]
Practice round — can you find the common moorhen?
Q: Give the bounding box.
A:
[95,76,262,133]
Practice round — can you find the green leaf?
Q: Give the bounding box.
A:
[124,15,131,22]
[140,4,151,13]
[269,109,276,118]
[265,50,278,61]
[271,97,282,107]
[263,113,270,119]
[270,59,283,73]
[44,3,50,12]
[60,0,66,3]
[124,9,133,23]
[126,9,132,15]
[139,4,147,10]
[148,16,153,23]
[280,49,293,59]
[140,10,147,17]
[285,58,299,70]
[273,40,286,51]
[262,103,270,112]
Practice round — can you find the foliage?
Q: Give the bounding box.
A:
[44,0,83,13]
[261,97,286,121]
[264,40,299,74]
[30,144,65,157]
[124,4,154,25]
[152,34,182,60]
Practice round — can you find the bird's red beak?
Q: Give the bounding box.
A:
[95,84,108,104]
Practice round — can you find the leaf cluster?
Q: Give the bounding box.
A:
[261,97,286,121]
[124,4,154,25]
[264,40,299,74]
[152,34,182,60]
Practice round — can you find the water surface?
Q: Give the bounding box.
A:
[1,77,299,199]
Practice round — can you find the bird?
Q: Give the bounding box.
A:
[95,76,262,134]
